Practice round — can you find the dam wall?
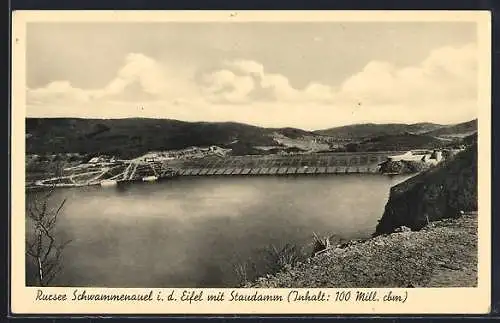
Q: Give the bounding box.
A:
[173,151,402,176]
[178,165,381,176]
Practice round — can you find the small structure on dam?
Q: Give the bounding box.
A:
[379,149,447,175]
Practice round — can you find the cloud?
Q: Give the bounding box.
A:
[339,43,477,105]
[26,43,478,129]
[226,60,265,76]
[207,59,335,103]
[100,53,173,97]
[28,53,198,106]
[205,43,477,107]
[201,69,254,104]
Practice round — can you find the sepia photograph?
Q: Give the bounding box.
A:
[11,10,491,314]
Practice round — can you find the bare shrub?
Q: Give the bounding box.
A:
[26,188,71,286]
[264,243,303,273]
[233,243,305,286]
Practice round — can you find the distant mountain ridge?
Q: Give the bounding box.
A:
[25,118,313,158]
[355,133,444,152]
[422,119,478,138]
[314,120,476,139]
[25,117,477,158]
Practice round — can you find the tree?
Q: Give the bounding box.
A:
[26,189,71,286]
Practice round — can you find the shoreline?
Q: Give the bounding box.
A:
[25,170,406,192]
[245,213,478,288]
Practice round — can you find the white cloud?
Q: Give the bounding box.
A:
[211,59,335,103]
[26,43,478,129]
[28,53,198,107]
[225,59,265,76]
[201,69,254,104]
[339,43,477,105]
[28,81,91,105]
[206,43,478,106]
[101,53,170,96]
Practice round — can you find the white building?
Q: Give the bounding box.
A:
[387,151,427,162]
[387,150,443,165]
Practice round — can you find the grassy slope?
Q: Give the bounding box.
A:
[247,214,477,288]
[356,133,445,152]
[26,118,312,158]
[27,118,468,158]
[314,119,476,140]
[314,122,444,139]
[424,119,477,137]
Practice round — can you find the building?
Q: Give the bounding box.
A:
[422,150,443,165]
[387,150,443,165]
[208,145,230,156]
[88,155,115,164]
[387,151,428,162]
[133,145,231,162]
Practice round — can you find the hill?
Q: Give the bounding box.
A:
[314,122,444,139]
[349,133,446,152]
[25,117,476,158]
[463,132,478,146]
[269,127,315,139]
[26,118,310,158]
[423,119,477,138]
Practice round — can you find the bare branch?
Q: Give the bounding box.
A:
[59,239,73,250]
[42,187,56,201]
[26,237,41,256]
[40,199,48,221]
[37,221,55,246]
[27,205,41,222]
[45,264,63,285]
[44,259,58,278]
[47,198,67,229]
[26,246,37,258]
[25,188,70,287]
[41,238,54,265]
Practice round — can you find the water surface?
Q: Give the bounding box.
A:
[26,175,410,287]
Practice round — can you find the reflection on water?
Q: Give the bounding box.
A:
[26,175,411,287]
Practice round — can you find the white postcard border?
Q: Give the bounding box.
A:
[10,10,492,315]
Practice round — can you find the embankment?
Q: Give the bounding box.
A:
[246,214,477,288]
[375,143,477,234]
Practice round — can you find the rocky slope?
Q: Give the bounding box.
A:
[246,214,477,288]
[375,143,477,234]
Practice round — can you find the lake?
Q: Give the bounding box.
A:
[25,174,411,287]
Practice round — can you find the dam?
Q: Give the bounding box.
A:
[177,165,380,176]
[27,151,405,189]
[173,151,401,177]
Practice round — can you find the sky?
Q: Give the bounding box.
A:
[26,22,478,130]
